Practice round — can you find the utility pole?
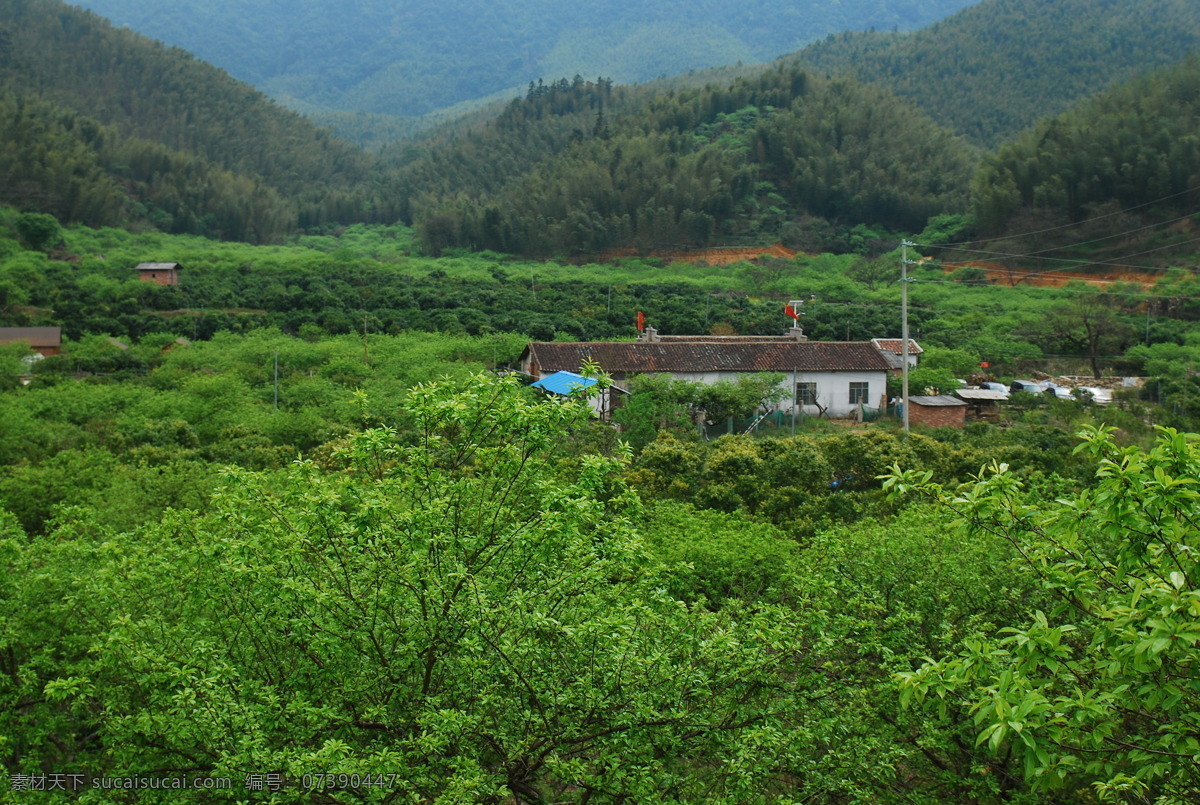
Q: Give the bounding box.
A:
[901,240,916,435]
[363,314,370,365]
[791,367,797,437]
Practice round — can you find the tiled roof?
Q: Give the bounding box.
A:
[136,262,181,270]
[0,327,61,347]
[871,338,923,355]
[655,335,800,343]
[525,341,892,374]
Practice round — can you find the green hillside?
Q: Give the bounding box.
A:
[966,55,1200,252]
[390,69,978,257]
[794,0,1200,147]
[2,0,977,253]
[0,0,390,240]
[8,0,1200,261]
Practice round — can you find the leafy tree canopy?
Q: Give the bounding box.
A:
[14,373,819,801]
[890,426,1200,801]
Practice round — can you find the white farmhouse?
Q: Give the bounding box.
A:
[519,329,899,419]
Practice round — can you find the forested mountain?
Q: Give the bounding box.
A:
[0,0,394,240]
[392,69,978,256]
[968,55,1200,246]
[1,0,975,253]
[67,0,979,120]
[794,0,1200,147]
[8,0,1200,259]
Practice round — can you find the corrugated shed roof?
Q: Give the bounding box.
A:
[910,395,967,407]
[0,327,62,346]
[956,389,1008,402]
[525,341,892,373]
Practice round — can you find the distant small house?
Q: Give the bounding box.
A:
[0,326,62,356]
[907,395,967,428]
[136,262,182,286]
[871,338,922,374]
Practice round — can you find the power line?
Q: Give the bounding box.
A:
[932,233,1200,275]
[931,209,1200,262]
[910,277,1200,302]
[919,185,1200,249]
[936,264,1155,285]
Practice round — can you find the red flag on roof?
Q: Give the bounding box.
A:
[784,303,799,321]
[636,311,645,331]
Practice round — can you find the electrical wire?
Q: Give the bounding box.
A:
[928,210,1200,264]
[910,277,1200,302]
[919,185,1200,249]
[931,233,1200,275]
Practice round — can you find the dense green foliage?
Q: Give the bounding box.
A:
[0,325,533,534]
[0,363,1151,803]
[7,0,1200,262]
[613,372,787,450]
[0,0,976,254]
[6,212,1199,384]
[892,426,1200,802]
[8,1,1200,790]
[3,207,1200,800]
[68,0,977,120]
[795,0,1200,148]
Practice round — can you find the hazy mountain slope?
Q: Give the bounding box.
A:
[66,0,980,118]
[0,0,393,239]
[793,0,1200,147]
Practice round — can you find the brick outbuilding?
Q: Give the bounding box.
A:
[136,262,182,286]
[907,395,967,428]
[0,326,62,356]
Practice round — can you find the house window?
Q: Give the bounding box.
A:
[848,382,870,405]
[796,382,818,405]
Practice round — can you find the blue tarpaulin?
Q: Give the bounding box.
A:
[531,371,597,396]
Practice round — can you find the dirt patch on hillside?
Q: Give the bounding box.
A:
[945,261,1162,290]
[599,244,797,265]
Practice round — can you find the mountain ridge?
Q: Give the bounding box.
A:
[65,0,981,120]
[791,0,1200,147]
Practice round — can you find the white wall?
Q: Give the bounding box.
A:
[669,370,887,419]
